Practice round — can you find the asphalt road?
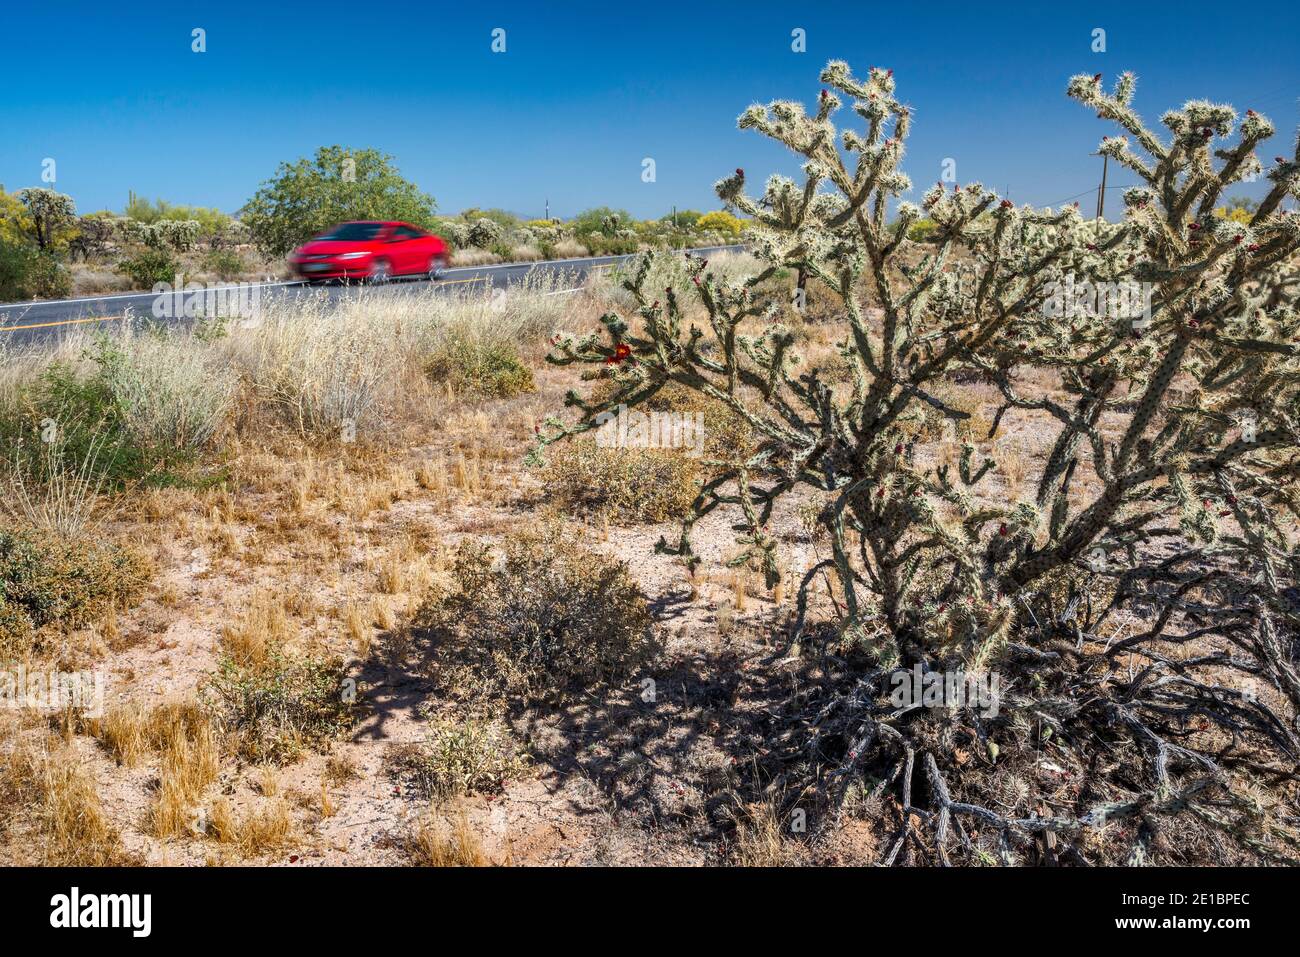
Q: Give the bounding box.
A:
[0,245,745,347]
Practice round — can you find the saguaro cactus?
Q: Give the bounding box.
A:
[542,64,1300,864]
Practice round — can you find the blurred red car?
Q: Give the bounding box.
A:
[290,221,450,283]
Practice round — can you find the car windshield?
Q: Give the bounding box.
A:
[315,223,385,241]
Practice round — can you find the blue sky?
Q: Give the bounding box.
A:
[1,1,1296,220]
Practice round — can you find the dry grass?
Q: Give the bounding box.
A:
[208,796,294,855]
[449,248,503,267]
[0,739,136,865]
[150,715,221,839]
[550,238,590,260]
[409,807,490,867]
[730,802,806,867]
[324,753,358,786]
[218,590,290,670]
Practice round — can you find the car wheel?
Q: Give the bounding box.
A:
[369,259,391,285]
[428,255,449,281]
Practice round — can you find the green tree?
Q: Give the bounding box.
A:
[570,206,634,236]
[241,147,435,257]
[662,209,704,228]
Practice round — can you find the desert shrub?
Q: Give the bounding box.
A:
[0,528,148,657]
[0,243,71,300]
[2,334,230,496]
[426,337,534,398]
[415,525,658,701]
[542,63,1300,865]
[203,247,246,279]
[583,374,756,464]
[389,713,529,798]
[23,252,70,299]
[117,248,178,288]
[87,332,235,453]
[647,380,756,462]
[571,207,634,237]
[129,219,200,251]
[239,306,399,439]
[540,439,700,524]
[204,647,358,764]
[0,241,32,300]
[68,214,119,261]
[583,235,639,256]
[16,188,76,252]
[4,358,150,491]
[661,209,704,229]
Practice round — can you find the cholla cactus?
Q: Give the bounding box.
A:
[543,63,1300,864]
[119,218,201,251]
[467,217,502,249]
[68,214,118,261]
[152,219,200,251]
[16,187,76,250]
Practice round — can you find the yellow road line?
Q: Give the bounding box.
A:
[0,313,128,333]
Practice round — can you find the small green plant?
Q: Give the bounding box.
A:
[204,648,359,764]
[390,713,530,798]
[3,334,227,494]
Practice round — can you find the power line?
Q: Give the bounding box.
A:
[1041,183,1137,210]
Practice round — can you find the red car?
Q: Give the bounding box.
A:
[290,221,450,283]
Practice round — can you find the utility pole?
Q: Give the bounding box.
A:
[1093,151,1109,221]
[545,198,549,221]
